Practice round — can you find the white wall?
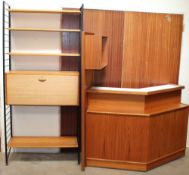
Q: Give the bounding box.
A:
[0,0,189,151]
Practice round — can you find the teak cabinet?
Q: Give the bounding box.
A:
[6,71,79,105]
[83,32,108,69]
[2,2,188,172]
[85,86,188,171]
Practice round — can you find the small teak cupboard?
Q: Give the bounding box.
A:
[2,1,189,172]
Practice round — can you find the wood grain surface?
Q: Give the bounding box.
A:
[6,71,79,105]
[82,9,184,171]
[7,27,81,32]
[148,108,188,160]
[84,10,124,87]
[86,113,149,162]
[9,9,81,14]
[83,33,108,69]
[122,12,183,88]
[60,13,81,136]
[9,136,78,148]
[86,107,188,170]
[87,93,145,113]
[84,11,183,88]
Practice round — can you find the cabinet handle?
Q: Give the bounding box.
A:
[38,77,47,82]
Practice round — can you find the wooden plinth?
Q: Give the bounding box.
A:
[86,149,185,171]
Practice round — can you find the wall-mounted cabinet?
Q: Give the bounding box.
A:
[83,32,108,70]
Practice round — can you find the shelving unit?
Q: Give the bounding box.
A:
[2,1,83,165]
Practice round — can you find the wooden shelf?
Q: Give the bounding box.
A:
[6,70,79,76]
[8,136,78,148]
[8,52,80,57]
[7,28,81,32]
[9,9,81,14]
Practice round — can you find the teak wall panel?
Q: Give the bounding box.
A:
[83,10,104,35]
[61,14,80,136]
[61,107,77,136]
[61,14,80,71]
[122,12,183,88]
[84,10,124,87]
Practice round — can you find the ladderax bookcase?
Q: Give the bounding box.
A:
[2,1,83,165]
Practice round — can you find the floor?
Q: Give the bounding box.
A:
[0,149,189,175]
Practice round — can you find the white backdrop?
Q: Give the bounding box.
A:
[0,0,189,151]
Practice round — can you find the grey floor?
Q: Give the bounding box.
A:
[0,149,189,175]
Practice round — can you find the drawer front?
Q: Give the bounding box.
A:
[6,74,79,105]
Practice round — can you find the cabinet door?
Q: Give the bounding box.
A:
[6,72,79,106]
[83,33,108,70]
[86,113,149,162]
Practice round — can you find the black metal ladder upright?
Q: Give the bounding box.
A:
[2,1,13,165]
[76,3,84,164]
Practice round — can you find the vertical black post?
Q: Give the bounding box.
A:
[2,1,8,166]
[2,1,11,165]
[80,4,84,31]
[77,3,84,164]
[8,5,13,138]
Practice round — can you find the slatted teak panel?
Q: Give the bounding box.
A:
[122,12,183,88]
[84,11,183,88]
[84,10,124,87]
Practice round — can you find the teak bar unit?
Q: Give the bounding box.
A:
[2,2,189,172]
[2,1,84,165]
[81,9,188,171]
[85,85,188,171]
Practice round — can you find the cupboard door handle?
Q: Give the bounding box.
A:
[38,78,47,82]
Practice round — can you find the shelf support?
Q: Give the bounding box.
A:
[2,1,12,166]
[76,3,84,165]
